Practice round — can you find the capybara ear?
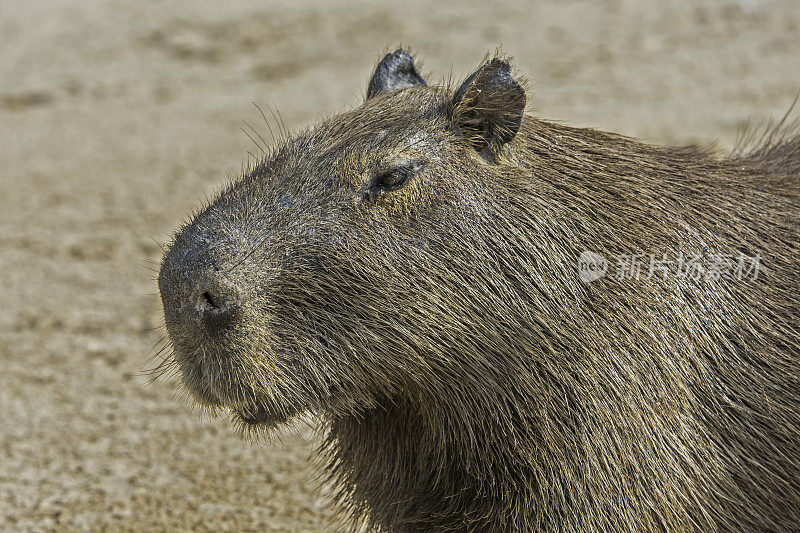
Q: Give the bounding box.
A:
[367,49,427,99]
[451,58,526,158]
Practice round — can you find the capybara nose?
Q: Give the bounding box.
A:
[196,282,240,333]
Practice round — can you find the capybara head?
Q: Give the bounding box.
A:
[158,50,527,428]
[158,49,800,531]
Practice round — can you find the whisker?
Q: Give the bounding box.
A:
[242,126,267,157]
[254,102,279,147]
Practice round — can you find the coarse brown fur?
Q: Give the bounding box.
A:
[156,50,800,531]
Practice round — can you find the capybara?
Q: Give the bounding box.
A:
[157,49,800,531]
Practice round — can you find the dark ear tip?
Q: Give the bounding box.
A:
[453,56,522,105]
[377,49,418,75]
[387,49,413,61]
[367,48,427,99]
[487,57,511,69]
[483,58,516,82]
[472,58,513,79]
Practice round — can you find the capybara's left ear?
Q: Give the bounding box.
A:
[367,49,427,99]
[451,58,526,159]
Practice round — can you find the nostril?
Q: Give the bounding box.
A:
[201,291,217,308]
[197,287,239,332]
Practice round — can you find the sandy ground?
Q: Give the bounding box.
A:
[1,0,798,531]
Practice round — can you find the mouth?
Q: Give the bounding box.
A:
[182,375,296,429]
[235,404,291,427]
[165,327,307,431]
[173,348,298,429]
[177,365,294,428]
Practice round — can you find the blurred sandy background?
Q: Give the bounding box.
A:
[1,0,798,530]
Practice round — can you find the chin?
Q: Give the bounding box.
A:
[175,349,303,433]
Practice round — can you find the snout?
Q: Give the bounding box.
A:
[158,237,244,341]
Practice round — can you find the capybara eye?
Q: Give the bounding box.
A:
[374,160,426,193]
[378,167,410,190]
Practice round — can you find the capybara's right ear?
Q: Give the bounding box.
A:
[367,49,427,99]
[450,58,526,159]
